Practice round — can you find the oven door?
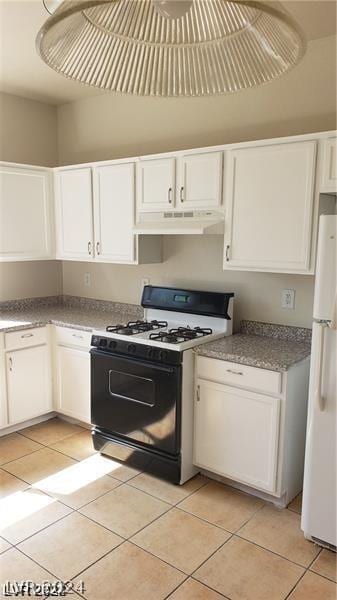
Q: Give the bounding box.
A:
[91,349,182,455]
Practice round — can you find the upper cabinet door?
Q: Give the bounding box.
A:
[55,168,93,260]
[137,158,175,211]
[224,141,317,273]
[178,151,223,208]
[321,137,337,193]
[0,166,53,261]
[93,163,135,263]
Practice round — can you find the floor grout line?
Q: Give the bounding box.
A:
[125,475,210,507]
[2,420,336,599]
[233,532,318,570]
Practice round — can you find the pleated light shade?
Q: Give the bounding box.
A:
[36,0,306,97]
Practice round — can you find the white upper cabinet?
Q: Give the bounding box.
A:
[177,151,223,209]
[55,168,93,260]
[224,140,317,273]
[0,165,53,261]
[93,163,135,263]
[55,163,161,264]
[137,157,175,211]
[321,137,337,193]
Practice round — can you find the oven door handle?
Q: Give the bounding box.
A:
[90,348,178,374]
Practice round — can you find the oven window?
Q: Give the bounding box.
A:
[109,369,155,407]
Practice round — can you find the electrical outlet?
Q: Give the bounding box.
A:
[84,273,91,287]
[281,289,295,309]
[141,278,150,290]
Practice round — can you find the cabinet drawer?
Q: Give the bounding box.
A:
[197,356,281,395]
[54,326,92,349]
[5,327,48,351]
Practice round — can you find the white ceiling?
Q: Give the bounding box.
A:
[0,0,336,106]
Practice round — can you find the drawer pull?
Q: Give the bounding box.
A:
[21,333,34,339]
[72,333,84,339]
[8,357,13,371]
[226,368,243,375]
[168,187,173,204]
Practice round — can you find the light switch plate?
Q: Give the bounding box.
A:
[282,289,295,309]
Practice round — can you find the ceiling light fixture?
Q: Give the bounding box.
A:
[37,0,306,97]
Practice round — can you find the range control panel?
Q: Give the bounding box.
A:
[90,335,182,366]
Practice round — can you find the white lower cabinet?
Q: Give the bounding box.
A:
[55,346,91,424]
[194,379,280,493]
[54,328,91,424]
[194,355,310,504]
[0,326,91,431]
[6,343,52,425]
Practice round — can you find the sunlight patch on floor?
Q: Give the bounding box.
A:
[0,489,55,531]
[32,454,122,495]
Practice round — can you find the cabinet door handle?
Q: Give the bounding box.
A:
[96,241,100,255]
[226,368,243,376]
[168,187,172,204]
[225,244,230,262]
[196,384,201,402]
[21,333,33,339]
[8,357,13,372]
[72,333,84,339]
[180,186,184,203]
[88,241,92,255]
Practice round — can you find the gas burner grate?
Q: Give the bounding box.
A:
[106,320,168,335]
[149,326,213,344]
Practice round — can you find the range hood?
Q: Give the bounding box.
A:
[133,210,224,235]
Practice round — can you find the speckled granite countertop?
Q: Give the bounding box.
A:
[0,296,143,333]
[195,320,312,372]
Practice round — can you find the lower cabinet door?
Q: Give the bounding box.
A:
[194,379,280,493]
[56,346,91,423]
[6,345,52,424]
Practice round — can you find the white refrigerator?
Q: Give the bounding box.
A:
[301,214,337,549]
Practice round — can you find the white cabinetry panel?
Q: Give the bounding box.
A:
[224,141,317,273]
[93,163,135,263]
[56,345,91,424]
[55,168,93,259]
[321,137,337,192]
[0,165,53,261]
[194,379,280,493]
[137,158,175,211]
[178,151,222,208]
[6,345,52,425]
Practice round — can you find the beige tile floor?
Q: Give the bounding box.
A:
[0,417,335,600]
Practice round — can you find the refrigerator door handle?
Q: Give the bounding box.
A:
[315,323,327,412]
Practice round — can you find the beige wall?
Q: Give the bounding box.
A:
[62,238,315,331]
[1,36,336,322]
[0,262,62,303]
[0,91,62,301]
[0,91,57,167]
[59,35,337,329]
[57,35,336,165]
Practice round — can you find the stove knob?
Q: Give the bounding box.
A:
[147,347,154,358]
[159,350,168,361]
[99,338,107,348]
[128,344,137,354]
[109,340,117,350]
